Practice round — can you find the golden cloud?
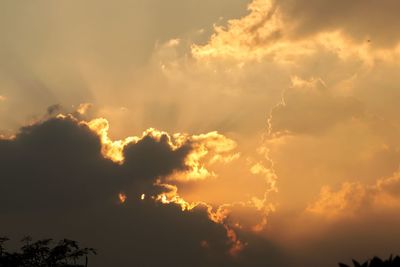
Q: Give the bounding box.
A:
[192,0,400,65]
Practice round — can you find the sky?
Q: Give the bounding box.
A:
[1,0,400,266]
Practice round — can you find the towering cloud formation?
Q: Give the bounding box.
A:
[0,115,286,267]
[190,1,400,266]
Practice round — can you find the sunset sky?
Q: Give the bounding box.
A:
[1,1,400,266]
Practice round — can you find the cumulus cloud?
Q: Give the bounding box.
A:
[193,0,400,61]
[188,2,400,264]
[190,0,400,201]
[0,115,288,267]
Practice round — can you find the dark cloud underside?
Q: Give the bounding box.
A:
[0,117,286,267]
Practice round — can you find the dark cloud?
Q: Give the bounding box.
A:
[0,118,114,214]
[123,134,190,182]
[0,116,287,267]
[46,104,62,116]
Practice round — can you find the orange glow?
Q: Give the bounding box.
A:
[226,226,245,256]
[118,193,127,204]
[76,103,92,115]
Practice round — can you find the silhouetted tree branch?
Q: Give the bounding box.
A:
[339,255,400,267]
[0,237,96,267]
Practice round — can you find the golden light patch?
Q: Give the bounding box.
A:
[191,0,284,60]
[170,131,239,182]
[84,118,137,163]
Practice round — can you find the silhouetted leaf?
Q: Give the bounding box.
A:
[370,256,384,267]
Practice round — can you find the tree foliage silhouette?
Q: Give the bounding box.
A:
[0,237,96,267]
[339,255,400,267]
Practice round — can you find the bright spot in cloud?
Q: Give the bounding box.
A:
[119,193,127,204]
